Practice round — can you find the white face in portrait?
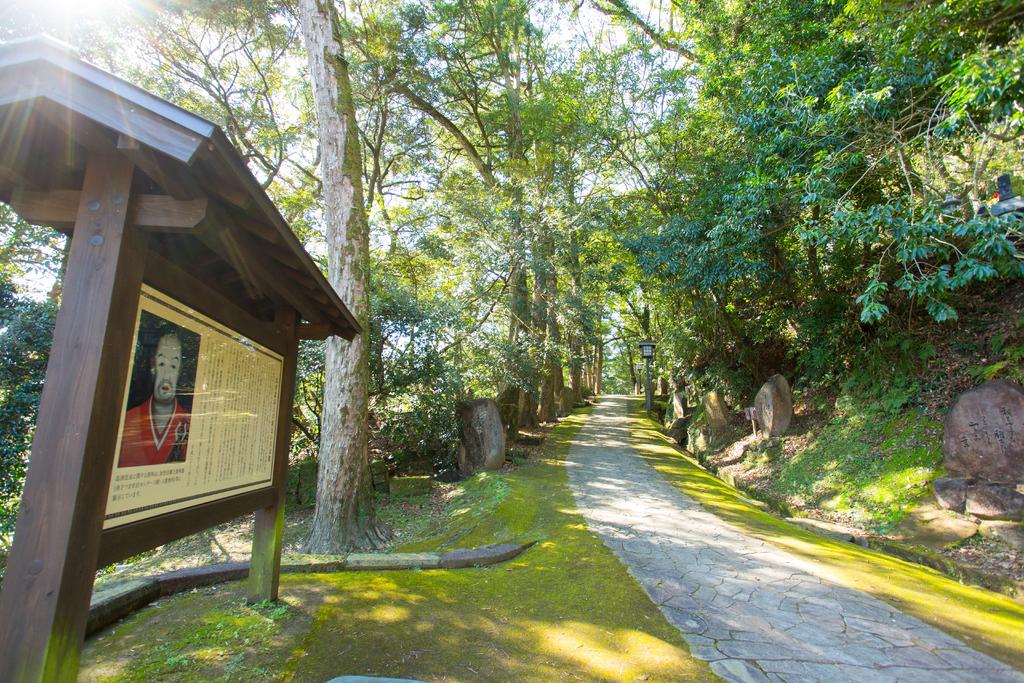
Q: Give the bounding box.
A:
[152,334,182,405]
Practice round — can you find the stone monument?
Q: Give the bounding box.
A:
[456,399,507,475]
[687,391,731,454]
[754,374,793,436]
[934,380,1024,520]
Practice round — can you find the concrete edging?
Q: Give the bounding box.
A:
[88,541,534,636]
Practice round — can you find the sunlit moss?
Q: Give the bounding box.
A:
[82,408,719,683]
[767,404,942,530]
[629,400,1024,670]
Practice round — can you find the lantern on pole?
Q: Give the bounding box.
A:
[639,340,656,415]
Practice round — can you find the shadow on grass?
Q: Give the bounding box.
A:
[81,408,719,683]
[626,397,1024,670]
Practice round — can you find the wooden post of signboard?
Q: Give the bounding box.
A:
[248,308,299,603]
[0,156,145,682]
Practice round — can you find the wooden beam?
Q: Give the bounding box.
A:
[197,206,325,325]
[143,251,286,355]
[116,134,204,200]
[297,322,332,340]
[8,189,206,232]
[97,488,276,568]
[0,155,146,682]
[248,308,298,603]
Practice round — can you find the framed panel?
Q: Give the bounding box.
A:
[103,285,284,529]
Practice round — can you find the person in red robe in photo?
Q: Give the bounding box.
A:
[118,333,191,467]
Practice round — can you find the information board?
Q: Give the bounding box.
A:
[103,285,284,528]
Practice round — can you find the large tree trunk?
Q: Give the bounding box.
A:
[498,262,530,436]
[566,228,584,403]
[299,0,387,552]
[535,232,562,423]
[627,344,639,395]
[569,336,583,403]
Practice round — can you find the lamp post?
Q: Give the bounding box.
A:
[639,340,656,415]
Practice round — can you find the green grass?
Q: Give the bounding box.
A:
[768,398,943,531]
[376,472,510,549]
[82,408,719,683]
[627,398,1024,670]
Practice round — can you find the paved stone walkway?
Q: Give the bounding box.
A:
[566,396,1024,683]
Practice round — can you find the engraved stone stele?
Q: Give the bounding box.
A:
[456,398,506,475]
[943,379,1024,483]
[754,374,793,436]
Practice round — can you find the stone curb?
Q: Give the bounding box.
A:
[87,542,533,636]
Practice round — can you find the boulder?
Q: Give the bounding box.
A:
[704,391,729,432]
[495,386,521,441]
[687,393,731,454]
[664,391,687,428]
[933,476,971,512]
[672,391,687,419]
[456,398,506,475]
[965,483,1024,521]
[890,500,978,551]
[943,379,1024,483]
[753,374,793,437]
[668,417,689,447]
[978,521,1024,551]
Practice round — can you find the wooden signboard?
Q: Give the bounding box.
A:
[0,37,360,682]
[105,285,283,529]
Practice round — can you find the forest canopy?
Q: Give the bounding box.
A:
[1,0,1022,542]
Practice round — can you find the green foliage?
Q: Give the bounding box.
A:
[0,278,56,541]
[616,0,1024,390]
[967,316,1024,384]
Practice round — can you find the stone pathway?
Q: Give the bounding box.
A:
[566,396,1024,683]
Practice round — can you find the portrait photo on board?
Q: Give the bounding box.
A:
[117,311,201,468]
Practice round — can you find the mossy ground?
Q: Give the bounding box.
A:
[767,398,943,531]
[81,408,718,682]
[628,398,1024,670]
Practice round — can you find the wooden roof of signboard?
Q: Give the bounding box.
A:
[0,35,359,340]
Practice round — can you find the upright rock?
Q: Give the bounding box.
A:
[704,391,729,432]
[943,379,1024,483]
[456,399,506,475]
[664,390,687,428]
[687,391,731,454]
[668,417,689,447]
[754,374,793,437]
[936,379,1024,521]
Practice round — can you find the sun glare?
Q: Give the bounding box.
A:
[6,0,132,40]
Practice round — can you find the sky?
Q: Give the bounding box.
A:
[0,0,646,299]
